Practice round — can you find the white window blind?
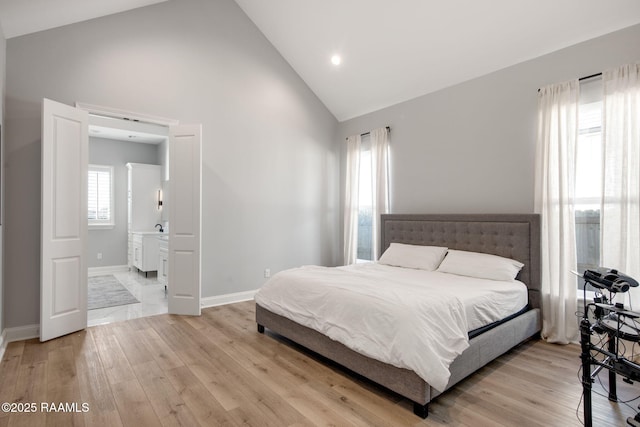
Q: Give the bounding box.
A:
[575,78,603,211]
[575,77,602,289]
[88,165,114,227]
[357,135,373,261]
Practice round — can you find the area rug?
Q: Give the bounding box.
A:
[88,275,140,310]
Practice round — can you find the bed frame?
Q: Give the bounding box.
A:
[256,214,541,418]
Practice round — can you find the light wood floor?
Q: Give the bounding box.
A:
[0,301,638,426]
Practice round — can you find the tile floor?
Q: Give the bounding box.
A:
[87,270,168,327]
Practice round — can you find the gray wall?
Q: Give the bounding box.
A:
[0,22,5,333]
[88,137,159,268]
[4,0,339,328]
[338,24,640,224]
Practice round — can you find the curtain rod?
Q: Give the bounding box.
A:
[345,126,391,140]
[579,72,602,81]
[537,72,603,92]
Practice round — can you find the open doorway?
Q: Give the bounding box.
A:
[85,112,170,326]
[41,98,201,341]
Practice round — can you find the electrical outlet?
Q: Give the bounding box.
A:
[264,268,271,278]
[97,252,102,260]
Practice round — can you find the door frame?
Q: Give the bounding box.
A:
[76,103,179,127]
[76,102,202,314]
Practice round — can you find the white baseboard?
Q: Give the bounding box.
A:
[88,265,129,277]
[201,290,257,309]
[5,324,39,342]
[0,324,40,361]
[0,330,5,362]
[0,323,40,355]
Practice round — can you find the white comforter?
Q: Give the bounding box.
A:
[254,263,527,391]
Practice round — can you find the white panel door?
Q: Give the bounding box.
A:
[40,99,88,341]
[168,124,201,315]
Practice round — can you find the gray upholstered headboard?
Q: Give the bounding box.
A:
[381,214,541,309]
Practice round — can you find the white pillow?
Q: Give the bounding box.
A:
[436,249,524,281]
[378,243,448,271]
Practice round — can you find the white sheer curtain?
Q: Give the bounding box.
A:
[534,80,580,344]
[601,63,640,310]
[370,127,390,260]
[343,135,361,265]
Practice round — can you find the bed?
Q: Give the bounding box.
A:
[255,213,541,418]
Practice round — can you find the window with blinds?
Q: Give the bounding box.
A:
[357,134,373,261]
[88,164,114,228]
[575,77,602,290]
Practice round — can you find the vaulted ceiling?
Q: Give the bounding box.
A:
[2,0,640,121]
[0,0,168,38]
[235,0,640,120]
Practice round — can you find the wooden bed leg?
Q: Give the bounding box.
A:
[257,324,265,334]
[413,402,428,418]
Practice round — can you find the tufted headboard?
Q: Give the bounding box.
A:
[381,214,541,309]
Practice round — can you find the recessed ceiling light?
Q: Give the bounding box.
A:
[331,55,342,66]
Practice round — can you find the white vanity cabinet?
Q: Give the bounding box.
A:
[157,237,169,289]
[132,232,160,274]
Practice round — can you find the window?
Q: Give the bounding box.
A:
[344,127,390,264]
[88,165,114,228]
[357,136,373,261]
[575,78,602,289]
